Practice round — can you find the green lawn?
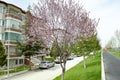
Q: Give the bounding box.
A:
[45,57,55,62]
[0,65,29,76]
[109,49,120,58]
[54,51,101,80]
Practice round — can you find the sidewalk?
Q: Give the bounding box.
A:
[0,70,28,80]
[2,57,83,80]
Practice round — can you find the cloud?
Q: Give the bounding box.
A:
[3,0,34,10]
[80,0,120,47]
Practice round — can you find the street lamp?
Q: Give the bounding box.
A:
[7,26,10,80]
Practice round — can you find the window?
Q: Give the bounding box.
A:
[19,59,23,64]
[0,33,5,40]
[0,6,3,13]
[3,7,6,13]
[0,6,6,13]
[15,60,18,65]
[12,24,15,28]
[0,19,2,26]
[6,19,21,29]
[5,32,23,42]
[2,20,4,26]
[0,19,5,27]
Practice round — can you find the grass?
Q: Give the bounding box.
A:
[54,51,101,80]
[0,65,29,76]
[109,49,120,58]
[45,57,55,62]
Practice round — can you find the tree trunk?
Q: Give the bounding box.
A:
[29,56,32,70]
[83,55,86,69]
[61,62,66,80]
[61,68,65,80]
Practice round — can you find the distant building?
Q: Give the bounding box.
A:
[0,1,48,69]
[0,1,26,68]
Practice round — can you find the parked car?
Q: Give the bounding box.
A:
[39,61,55,69]
[76,55,81,57]
[67,55,74,60]
[54,57,63,64]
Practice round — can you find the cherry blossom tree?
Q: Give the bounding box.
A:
[114,30,120,48]
[27,0,98,79]
[0,41,7,67]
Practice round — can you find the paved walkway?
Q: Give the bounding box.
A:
[103,51,120,80]
[0,70,28,80]
[1,57,83,80]
[102,50,105,80]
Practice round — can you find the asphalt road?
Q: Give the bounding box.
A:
[103,51,120,80]
[4,57,83,80]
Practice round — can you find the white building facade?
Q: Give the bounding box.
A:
[0,1,26,68]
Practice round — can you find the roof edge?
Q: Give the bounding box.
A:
[0,0,26,13]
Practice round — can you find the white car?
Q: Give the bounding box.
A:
[54,57,63,64]
[39,61,55,69]
[67,56,74,60]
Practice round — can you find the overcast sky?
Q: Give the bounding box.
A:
[3,0,120,47]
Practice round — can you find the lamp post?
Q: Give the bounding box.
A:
[7,27,10,80]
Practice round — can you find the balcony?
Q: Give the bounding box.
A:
[5,27,22,33]
[5,13,22,21]
[4,41,17,46]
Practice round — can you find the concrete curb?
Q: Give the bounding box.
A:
[0,70,28,80]
[102,50,106,80]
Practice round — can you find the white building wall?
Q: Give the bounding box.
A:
[0,1,26,69]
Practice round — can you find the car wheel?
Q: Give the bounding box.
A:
[52,64,54,67]
[47,65,49,68]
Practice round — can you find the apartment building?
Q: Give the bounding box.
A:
[0,1,48,69]
[0,1,26,68]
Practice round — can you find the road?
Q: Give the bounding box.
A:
[103,51,120,80]
[4,57,83,80]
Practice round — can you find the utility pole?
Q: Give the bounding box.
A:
[7,27,10,80]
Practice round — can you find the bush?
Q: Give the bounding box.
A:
[45,57,55,62]
[0,65,29,76]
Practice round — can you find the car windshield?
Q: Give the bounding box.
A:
[56,57,60,59]
[41,61,51,63]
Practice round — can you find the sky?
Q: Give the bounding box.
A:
[2,0,120,47]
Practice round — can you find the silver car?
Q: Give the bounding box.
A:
[67,55,74,60]
[39,61,55,69]
[54,57,63,64]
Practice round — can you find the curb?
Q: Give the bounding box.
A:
[0,70,28,80]
[102,50,106,80]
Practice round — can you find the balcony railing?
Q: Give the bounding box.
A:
[5,13,23,21]
[5,27,22,33]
